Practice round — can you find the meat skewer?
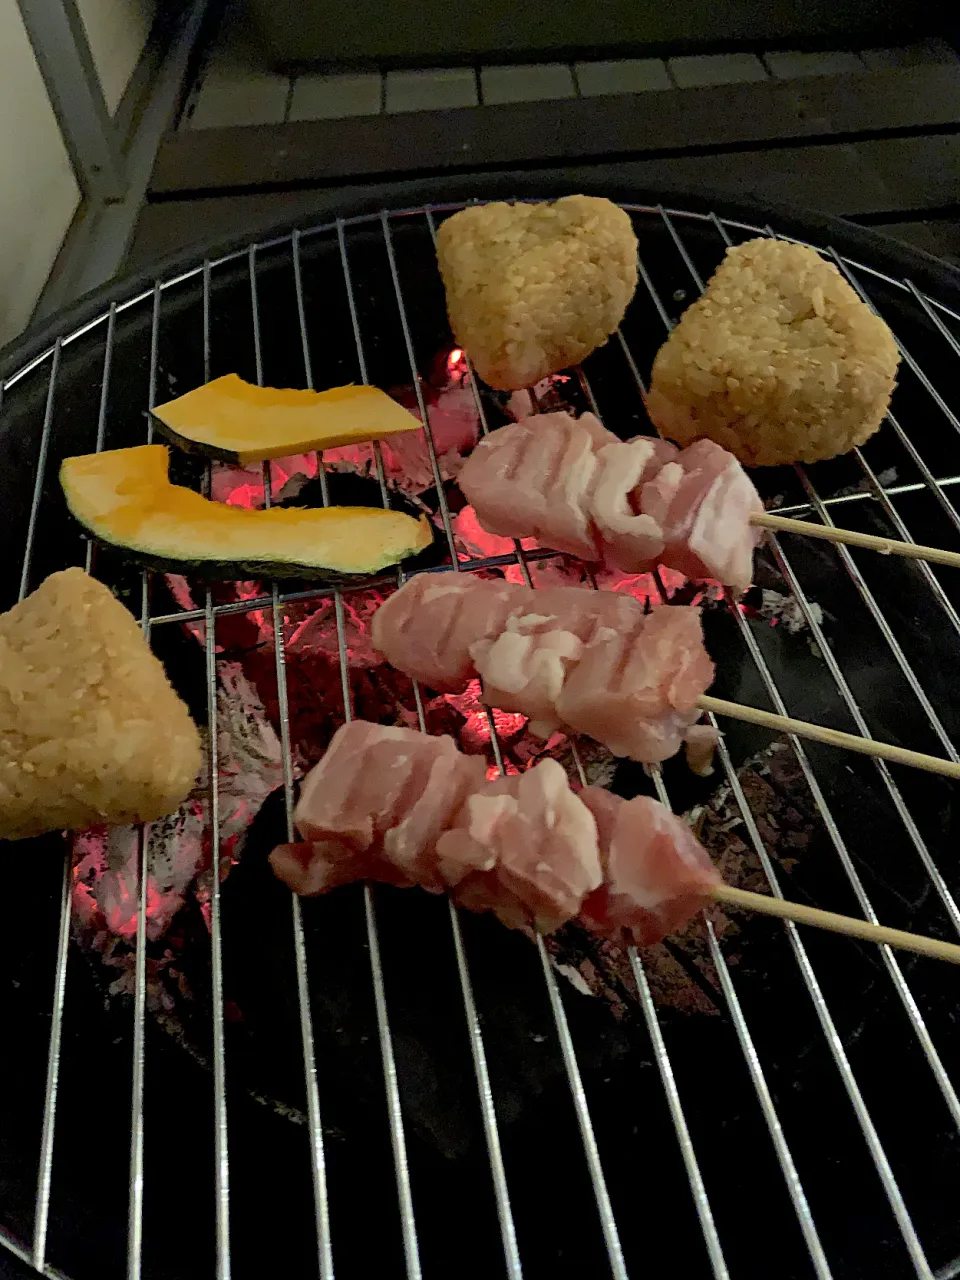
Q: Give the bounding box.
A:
[708,884,960,965]
[695,695,960,780]
[372,573,713,763]
[751,511,960,571]
[268,720,603,933]
[269,721,960,964]
[456,413,960,589]
[372,573,960,780]
[457,412,762,591]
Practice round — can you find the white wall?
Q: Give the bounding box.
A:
[0,0,155,350]
[76,0,155,115]
[0,0,81,347]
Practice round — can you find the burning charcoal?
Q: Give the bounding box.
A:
[70,664,285,1015]
[321,381,481,500]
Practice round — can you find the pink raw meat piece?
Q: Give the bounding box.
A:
[556,605,714,762]
[590,437,674,572]
[683,722,720,776]
[294,719,386,848]
[383,745,487,890]
[270,838,405,895]
[641,438,763,593]
[271,720,484,894]
[470,615,584,736]
[456,405,764,589]
[471,586,646,736]
[436,758,601,933]
[373,576,715,762]
[576,784,621,850]
[371,573,524,691]
[268,720,723,952]
[294,721,446,858]
[460,415,683,572]
[579,789,721,945]
[457,412,615,560]
[513,585,645,640]
[447,579,529,682]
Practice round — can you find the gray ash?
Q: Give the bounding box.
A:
[545,739,818,1017]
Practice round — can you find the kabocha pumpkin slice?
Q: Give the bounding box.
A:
[151,374,422,465]
[60,445,433,580]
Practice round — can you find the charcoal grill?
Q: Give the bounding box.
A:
[3,186,960,1280]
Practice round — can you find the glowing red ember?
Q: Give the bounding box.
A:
[446,347,467,380]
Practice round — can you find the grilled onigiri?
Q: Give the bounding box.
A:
[646,238,899,466]
[435,195,638,390]
[0,568,201,840]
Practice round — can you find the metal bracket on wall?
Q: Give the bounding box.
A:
[17,0,127,202]
[19,0,211,322]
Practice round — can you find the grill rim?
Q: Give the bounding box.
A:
[4,174,960,388]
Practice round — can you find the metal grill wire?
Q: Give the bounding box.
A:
[4,202,960,1280]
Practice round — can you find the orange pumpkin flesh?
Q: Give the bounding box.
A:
[60,444,433,580]
[151,374,422,465]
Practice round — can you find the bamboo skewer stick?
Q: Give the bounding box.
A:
[697,694,960,780]
[752,511,960,569]
[709,884,960,965]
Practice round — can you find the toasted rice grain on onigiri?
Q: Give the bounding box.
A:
[435,195,638,391]
[646,238,900,466]
[0,568,202,840]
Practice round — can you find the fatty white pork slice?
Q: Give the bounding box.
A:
[455,411,614,559]
[641,438,764,591]
[370,573,525,692]
[579,786,721,946]
[469,587,647,738]
[436,758,602,933]
[457,411,764,591]
[268,720,487,895]
[373,575,715,763]
[554,605,715,762]
[590,437,677,571]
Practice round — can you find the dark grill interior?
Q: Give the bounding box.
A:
[2,202,960,1280]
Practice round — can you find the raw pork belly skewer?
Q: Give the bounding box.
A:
[457,412,763,592]
[457,412,960,586]
[269,722,960,963]
[372,573,714,763]
[372,573,960,780]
